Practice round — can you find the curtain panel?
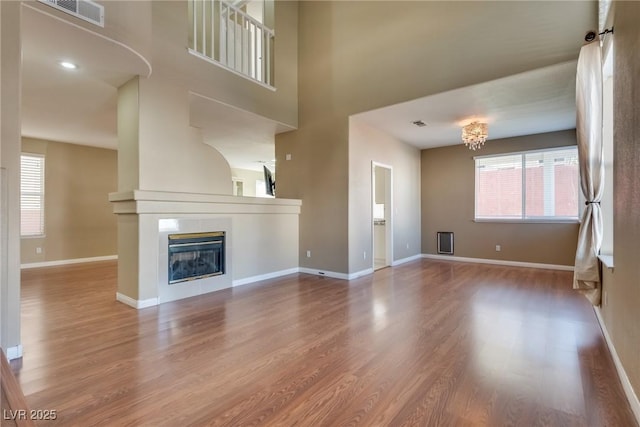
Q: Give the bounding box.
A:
[573,42,604,305]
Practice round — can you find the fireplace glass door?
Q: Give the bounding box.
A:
[168,231,225,284]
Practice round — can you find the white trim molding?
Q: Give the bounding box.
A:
[392,254,423,267]
[232,268,299,287]
[108,190,301,215]
[594,307,640,423]
[6,345,23,361]
[299,267,349,280]
[116,293,158,309]
[298,267,374,281]
[348,268,374,280]
[21,255,117,269]
[422,254,574,271]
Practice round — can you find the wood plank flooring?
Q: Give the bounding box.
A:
[15,260,637,426]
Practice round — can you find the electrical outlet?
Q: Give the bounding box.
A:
[604,291,608,306]
[36,247,42,254]
[406,243,410,249]
[306,250,311,258]
[286,153,292,160]
[495,245,501,252]
[363,251,367,260]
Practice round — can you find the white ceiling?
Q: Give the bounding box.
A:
[20,4,150,149]
[189,93,294,171]
[352,60,578,150]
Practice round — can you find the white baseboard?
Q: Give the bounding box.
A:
[299,267,375,280]
[299,267,374,280]
[594,307,640,423]
[348,268,374,279]
[116,292,158,309]
[392,254,423,266]
[6,344,23,361]
[422,254,574,271]
[21,255,118,269]
[232,268,299,287]
[299,267,349,280]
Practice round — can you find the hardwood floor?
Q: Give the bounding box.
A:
[15,260,637,426]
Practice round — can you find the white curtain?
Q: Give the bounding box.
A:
[573,42,604,305]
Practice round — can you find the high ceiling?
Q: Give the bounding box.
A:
[352,61,578,149]
[20,1,594,170]
[189,93,294,171]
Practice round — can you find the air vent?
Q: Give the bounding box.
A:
[39,0,104,27]
[437,232,454,255]
[412,120,427,127]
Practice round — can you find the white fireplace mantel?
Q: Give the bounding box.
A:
[109,190,302,215]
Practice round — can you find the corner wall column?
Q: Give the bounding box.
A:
[0,1,23,359]
[115,77,142,303]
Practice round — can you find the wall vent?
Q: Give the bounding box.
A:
[38,0,104,27]
[437,232,454,255]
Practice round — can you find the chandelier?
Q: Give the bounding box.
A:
[461,122,488,150]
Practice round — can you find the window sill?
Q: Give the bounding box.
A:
[21,234,46,239]
[598,254,614,271]
[473,218,580,224]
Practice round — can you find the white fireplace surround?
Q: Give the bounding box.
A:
[158,218,232,304]
[110,190,301,307]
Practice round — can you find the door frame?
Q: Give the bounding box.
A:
[371,161,393,270]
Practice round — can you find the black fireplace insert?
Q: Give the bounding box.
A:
[168,231,225,284]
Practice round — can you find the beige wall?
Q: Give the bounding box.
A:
[21,138,117,264]
[0,0,22,355]
[117,78,140,191]
[277,118,349,273]
[117,75,234,195]
[421,130,579,266]
[348,119,421,273]
[276,1,593,275]
[137,76,233,194]
[600,0,640,406]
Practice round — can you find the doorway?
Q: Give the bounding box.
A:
[372,162,393,270]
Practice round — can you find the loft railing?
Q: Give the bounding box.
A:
[189,0,275,88]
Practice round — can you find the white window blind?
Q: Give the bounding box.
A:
[21,154,45,237]
[475,147,579,221]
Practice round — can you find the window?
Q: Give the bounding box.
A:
[475,147,579,221]
[21,154,45,237]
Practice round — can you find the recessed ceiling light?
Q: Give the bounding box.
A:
[59,61,78,70]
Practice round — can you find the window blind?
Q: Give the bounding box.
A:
[21,154,45,237]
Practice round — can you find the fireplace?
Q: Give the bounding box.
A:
[168,231,225,284]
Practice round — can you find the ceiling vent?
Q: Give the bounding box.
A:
[412,120,427,127]
[38,0,104,27]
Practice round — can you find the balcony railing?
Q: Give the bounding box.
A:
[189,0,275,88]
